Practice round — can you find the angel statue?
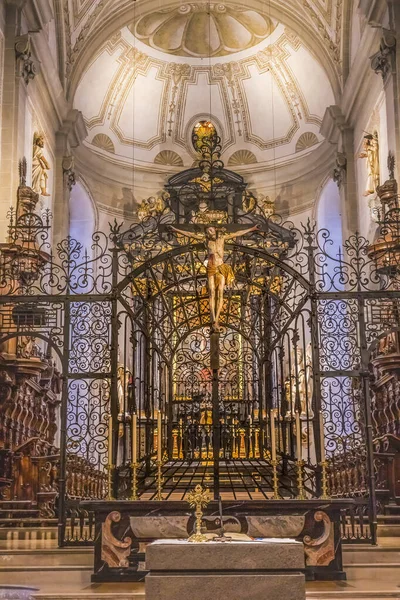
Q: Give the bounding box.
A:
[359,132,380,196]
[169,224,258,331]
[32,132,50,196]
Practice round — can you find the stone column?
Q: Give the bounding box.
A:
[389,1,400,176]
[0,1,29,240]
[321,105,359,238]
[369,20,399,178]
[53,110,87,245]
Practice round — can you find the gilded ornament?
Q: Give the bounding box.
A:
[187,484,211,543]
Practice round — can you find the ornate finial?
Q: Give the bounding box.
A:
[187,484,211,543]
[388,151,395,180]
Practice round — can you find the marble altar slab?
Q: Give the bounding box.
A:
[146,539,305,572]
[130,516,189,538]
[246,515,305,538]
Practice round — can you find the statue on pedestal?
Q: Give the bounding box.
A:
[359,132,380,197]
[32,132,51,196]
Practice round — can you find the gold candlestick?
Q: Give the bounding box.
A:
[271,458,280,500]
[179,419,184,459]
[296,459,306,500]
[187,484,211,543]
[254,427,260,458]
[155,460,164,501]
[107,415,114,501]
[131,462,139,501]
[320,461,330,500]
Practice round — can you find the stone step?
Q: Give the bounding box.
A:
[345,563,400,584]
[0,526,57,543]
[0,548,93,567]
[343,545,400,565]
[0,509,40,518]
[0,565,93,588]
[0,501,33,509]
[0,518,57,526]
[377,523,400,537]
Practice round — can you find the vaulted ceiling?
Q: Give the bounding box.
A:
[67,0,345,172]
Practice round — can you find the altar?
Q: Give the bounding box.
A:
[82,498,352,583]
[145,539,305,600]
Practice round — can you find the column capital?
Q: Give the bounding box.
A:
[62,156,76,192]
[370,29,396,81]
[333,153,347,188]
[58,110,88,150]
[15,34,40,85]
[320,106,347,144]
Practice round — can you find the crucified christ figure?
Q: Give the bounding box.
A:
[169,224,258,331]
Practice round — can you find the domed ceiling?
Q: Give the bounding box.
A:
[130,5,277,58]
[73,1,336,169]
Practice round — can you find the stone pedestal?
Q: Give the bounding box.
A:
[145,539,305,600]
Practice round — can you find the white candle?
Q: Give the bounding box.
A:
[319,410,326,462]
[157,410,162,462]
[132,413,137,464]
[296,411,302,460]
[270,410,276,462]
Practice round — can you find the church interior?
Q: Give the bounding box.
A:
[1,0,400,598]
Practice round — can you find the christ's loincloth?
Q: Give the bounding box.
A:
[207,263,235,286]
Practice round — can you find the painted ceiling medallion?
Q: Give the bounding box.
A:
[130,4,277,58]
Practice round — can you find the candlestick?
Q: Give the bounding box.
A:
[179,418,183,459]
[295,411,302,460]
[107,415,114,501]
[155,460,164,501]
[320,461,330,500]
[319,410,326,462]
[157,410,162,462]
[270,410,276,462]
[271,458,279,499]
[131,461,139,501]
[132,413,137,464]
[296,460,306,500]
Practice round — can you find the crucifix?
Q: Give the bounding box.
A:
[168,224,258,331]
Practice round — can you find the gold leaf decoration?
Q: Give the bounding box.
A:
[154,150,184,166]
[227,150,257,166]
[92,133,115,154]
[295,132,319,153]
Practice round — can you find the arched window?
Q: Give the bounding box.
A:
[192,120,217,152]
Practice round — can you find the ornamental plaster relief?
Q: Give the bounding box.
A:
[63,0,346,92]
[75,24,330,164]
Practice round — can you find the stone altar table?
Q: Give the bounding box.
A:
[145,539,305,600]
